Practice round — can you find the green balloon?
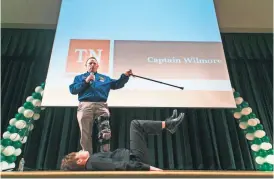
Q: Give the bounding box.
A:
[13,141,22,149]
[23,102,34,109]
[259,163,273,171]
[1,139,12,147]
[23,102,29,107]
[240,115,249,122]
[267,164,273,171]
[6,155,17,163]
[249,113,256,119]
[15,113,24,120]
[7,125,18,133]
[248,140,254,145]
[252,151,260,158]
[235,107,242,113]
[255,163,261,170]
[266,149,274,155]
[41,83,45,89]
[246,126,256,133]
[255,124,264,130]
[257,149,267,157]
[258,164,267,171]
[23,117,32,123]
[32,92,42,100]
[18,129,28,136]
[241,101,249,108]
[1,154,6,162]
[252,138,263,145]
[233,92,240,98]
[261,136,270,142]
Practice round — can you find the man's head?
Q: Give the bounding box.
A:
[85,57,99,73]
[60,151,90,171]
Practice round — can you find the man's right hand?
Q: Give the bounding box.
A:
[85,73,95,83]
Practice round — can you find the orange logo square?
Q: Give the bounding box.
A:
[66,39,110,73]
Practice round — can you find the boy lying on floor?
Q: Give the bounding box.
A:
[61,109,184,171]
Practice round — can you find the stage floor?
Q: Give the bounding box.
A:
[1,170,273,178]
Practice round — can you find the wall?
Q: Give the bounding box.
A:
[1,0,273,32]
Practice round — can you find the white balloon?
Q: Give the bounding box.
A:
[14,148,22,156]
[28,124,34,131]
[241,107,252,115]
[15,120,27,130]
[254,118,260,124]
[32,99,41,107]
[26,96,34,102]
[9,133,21,141]
[233,112,242,119]
[33,113,40,120]
[0,161,9,171]
[255,156,265,165]
[239,122,248,129]
[254,130,266,138]
[235,97,243,105]
[35,86,43,93]
[40,91,44,97]
[2,146,15,156]
[247,118,258,126]
[260,142,272,150]
[251,144,260,152]
[2,131,11,139]
[9,118,17,126]
[20,137,27,144]
[8,162,15,169]
[265,155,274,165]
[23,109,34,118]
[18,107,25,114]
[245,133,254,140]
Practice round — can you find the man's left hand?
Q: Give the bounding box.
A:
[125,69,133,77]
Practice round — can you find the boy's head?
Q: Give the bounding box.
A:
[60,151,90,171]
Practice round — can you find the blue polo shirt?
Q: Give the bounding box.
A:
[69,72,129,102]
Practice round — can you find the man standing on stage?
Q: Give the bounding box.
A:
[69,56,132,154]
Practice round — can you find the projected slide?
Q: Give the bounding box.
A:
[42,0,236,108]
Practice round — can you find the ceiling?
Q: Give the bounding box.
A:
[1,0,273,32]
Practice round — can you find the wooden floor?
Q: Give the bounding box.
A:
[1,170,273,178]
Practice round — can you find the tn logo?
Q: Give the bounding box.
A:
[75,49,103,63]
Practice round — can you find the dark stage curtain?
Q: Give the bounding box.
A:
[1,28,273,170]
